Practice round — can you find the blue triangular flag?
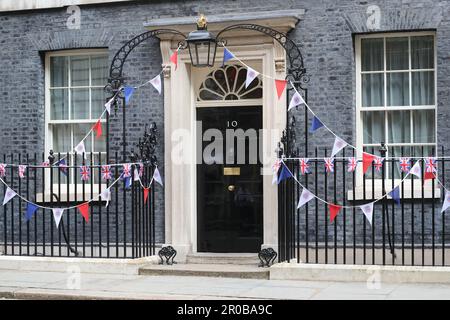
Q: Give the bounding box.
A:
[124,176,132,189]
[310,116,324,133]
[277,164,293,184]
[222,48,234,66]
[25,203,38,221]
[124,86,135,105]
[389,186,400,205]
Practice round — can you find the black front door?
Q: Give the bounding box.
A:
[197,106,263,253]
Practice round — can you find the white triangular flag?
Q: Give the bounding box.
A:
[360,202,374,225]
[2,187,16,205]
[245,67,259,88]
[150,74,162,94]
[410,161,421,178]
[74,141,86,159]
[105,97,114,115]
[133,168,140,182]
[153,167,163,186]
[331,136,348,158]
[442,190,450,213]
[52,208,64,228]
[288,91,305,111]
[297,188,315,209]
[100,188,111,207]
[272,172,278,185]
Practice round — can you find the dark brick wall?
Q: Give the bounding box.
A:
[0,0,449,247]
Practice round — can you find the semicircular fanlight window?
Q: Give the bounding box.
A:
[198,64,262,101]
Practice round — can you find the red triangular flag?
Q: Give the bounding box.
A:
[328,204,342,223]
[424,171,436,182]
[170,51,178,70]
[275,79,288,99]
[143,187,150,204]
[77,202,90,222]
[362,152,376,174]
[93,120,102,139]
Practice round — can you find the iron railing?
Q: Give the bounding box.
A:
[0,152,156,258]
[278,145,450,266]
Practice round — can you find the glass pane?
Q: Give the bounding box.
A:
[52,124,71,153]
[386,37,409,70]
[73,124,92,153]
[50,89,68,120]
[226,65,238,91]
[388,111,410,143]
[387,72,409,106]
[412,71,434,105]
[361,38,384,71]
[91,88,106,119]
[241,88,263,99]
[411,36,434,69]
[362,73,384,107]
[362,111,385,144]
[213,69,228,93]
[199,89,222,101]
[90,55,108,86]
[70,56,89,87]
[50,56,68,87]
[71,88,89,120]
[412,145,435,157]
[236,67,247,92]
[413,110,435,143]
[204,77,225,96]
[93,128,106,153]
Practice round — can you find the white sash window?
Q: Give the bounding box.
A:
[356,32,437,178]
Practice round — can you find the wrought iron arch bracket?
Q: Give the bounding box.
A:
[105,29,187,96]
[216,24,309,86]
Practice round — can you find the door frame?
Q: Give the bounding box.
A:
[159,40,287,260]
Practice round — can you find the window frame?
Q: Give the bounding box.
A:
[353,31,438,199]
[355,31,437,158]
[44,49,109,197]
[45,49,108,159]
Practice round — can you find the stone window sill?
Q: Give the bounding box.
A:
[347,180,441,201]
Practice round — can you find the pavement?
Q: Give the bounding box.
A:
[1,269,450,299]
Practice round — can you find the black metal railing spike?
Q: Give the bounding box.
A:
[278,145,445,266]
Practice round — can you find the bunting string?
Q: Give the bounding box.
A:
[0,164,162,212]
[279,160,415,210]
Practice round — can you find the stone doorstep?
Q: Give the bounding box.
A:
[0,255,160,275]
[270,262,450,284]
[185,253,261,265]
[139,263,270,280]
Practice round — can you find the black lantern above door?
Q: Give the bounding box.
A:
[186,14,217,67]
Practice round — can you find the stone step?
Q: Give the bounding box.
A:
[139,263,269,279]
[186,253,260,265]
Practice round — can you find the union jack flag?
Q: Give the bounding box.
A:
[0,164,6,177]
[101,165,112,180]
[425,157,437,173]
[373,157,384,172]
[80,166,90,181]
[324,158,334,173]
[299,158,311,174]
[122,164,131,178]
[399,157,411,173]
[347,157,358,172]
[272,159,282,173]
[18,165,26,179]
[138,162,144,177]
